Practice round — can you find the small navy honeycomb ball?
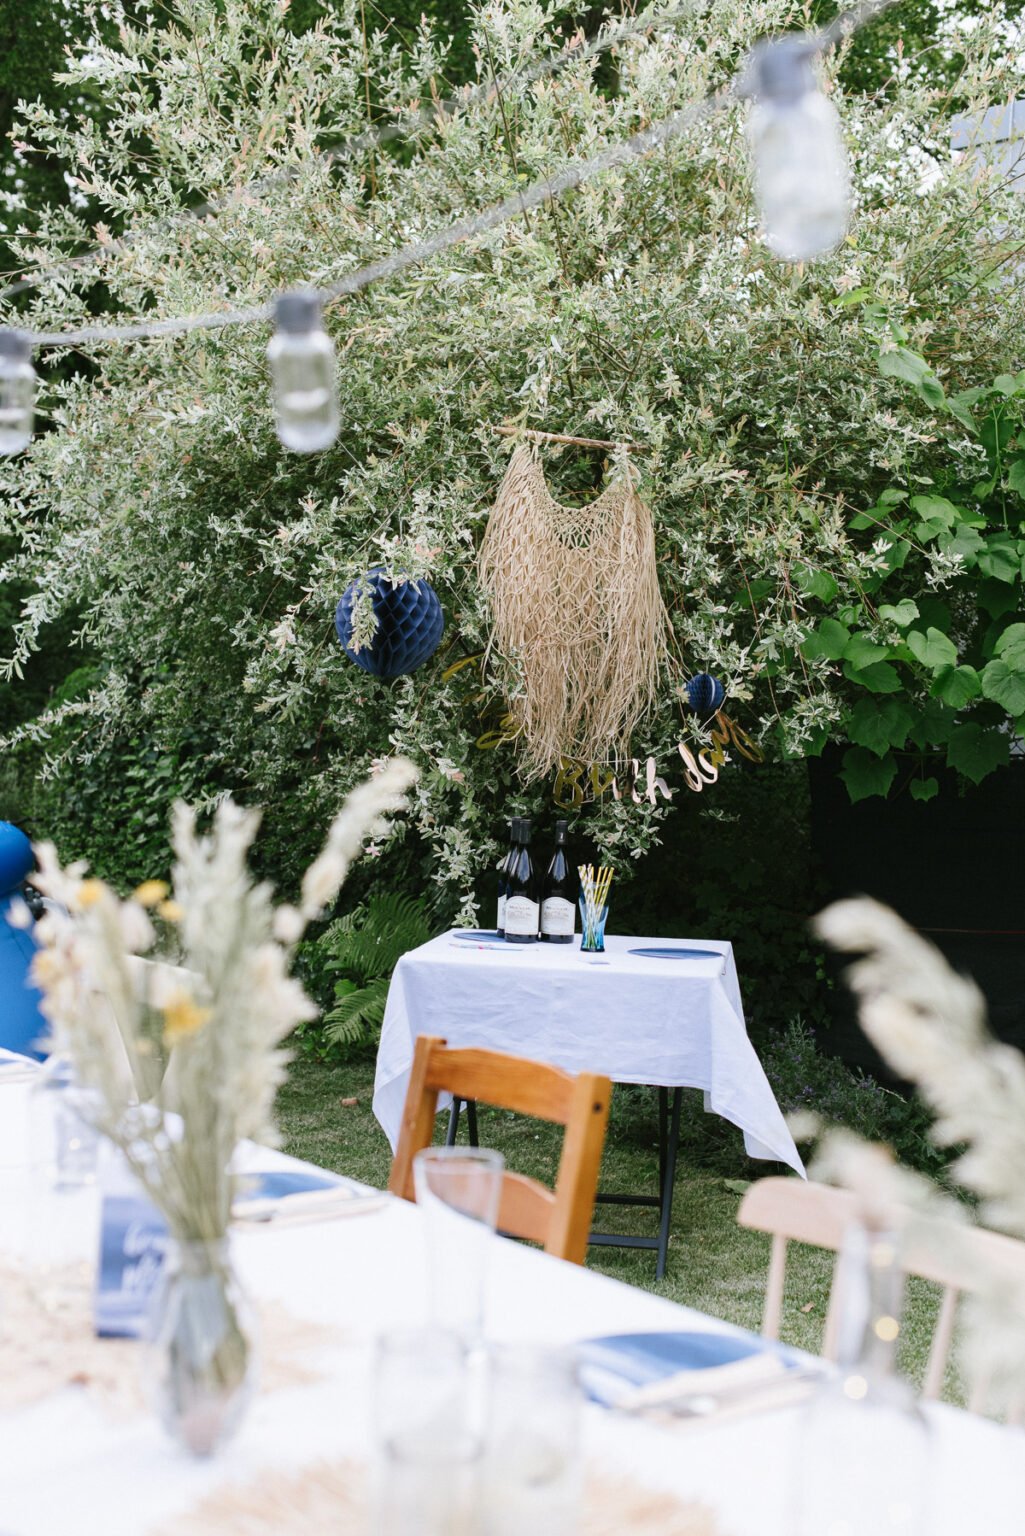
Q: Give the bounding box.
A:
[685,673,726,718]
[334,568,444,678]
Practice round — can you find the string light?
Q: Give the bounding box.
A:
[0,0,901,458]
[267,292,339,453]
[740,35,852,262]
[0,328,35,455]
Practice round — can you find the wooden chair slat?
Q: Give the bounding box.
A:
[738,1175,1025,1417]
[423,1046,576,1124]
[389,1034,611,1266]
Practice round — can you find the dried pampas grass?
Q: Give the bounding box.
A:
[479,444,669,775]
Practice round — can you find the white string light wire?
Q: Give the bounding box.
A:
[5,0,899,351]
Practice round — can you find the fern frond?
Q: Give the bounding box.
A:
[320,891,432,985]
[323,976,392,1047]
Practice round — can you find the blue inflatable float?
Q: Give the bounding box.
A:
[0,822,48,1060]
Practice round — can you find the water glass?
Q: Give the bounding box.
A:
[481,1345,582,1536]
[414,1146,504,1343]
[578,898,608,953]
[374,1327,482,1536]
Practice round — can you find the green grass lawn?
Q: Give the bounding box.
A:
[277,1054,952,1390]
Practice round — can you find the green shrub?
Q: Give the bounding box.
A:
[295,890,435,1059]
[762,1016,948,1179]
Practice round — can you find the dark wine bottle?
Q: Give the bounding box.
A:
[540,820,575,943]
[496,818,520,939]
[504,817,539,944]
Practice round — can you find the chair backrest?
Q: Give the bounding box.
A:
[737,1176,1025,1414]
[388,1034,611,1266]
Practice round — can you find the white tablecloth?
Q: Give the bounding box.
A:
[374,932,804,1175]
[0,1078,1020,1536]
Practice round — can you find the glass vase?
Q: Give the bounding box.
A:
[578,897,608,953]
[145,1235,257,1457]
[793,1222,931,1535]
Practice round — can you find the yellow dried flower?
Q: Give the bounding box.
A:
[31,949,65,987]
[76,879,106,910]
[156,899,184,923]
[134,880,170,908]
[162,990,212,1045]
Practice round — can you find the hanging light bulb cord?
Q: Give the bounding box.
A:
[8,0,901,353]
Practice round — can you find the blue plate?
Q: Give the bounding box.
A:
[576,1330,773,1407]
[454,929,503,941]
[628,946,722,961]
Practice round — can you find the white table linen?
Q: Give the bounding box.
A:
[0,1086,1021,1532]
[374,931,804,1174]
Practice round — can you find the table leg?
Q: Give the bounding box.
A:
[445,1098,480,1147]
[655,1088,683,1281]
[589,1086,684,1278]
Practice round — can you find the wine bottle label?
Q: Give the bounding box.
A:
[504,895,539,936]
[497,895,506,929]
[541,897,575,937]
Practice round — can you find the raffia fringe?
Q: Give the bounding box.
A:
[162,1458,724,1535]
[478,444,670,776]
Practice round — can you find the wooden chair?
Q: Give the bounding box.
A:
[388,1035,611,1266]
[738,1175,1025,1412]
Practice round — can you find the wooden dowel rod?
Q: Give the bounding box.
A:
[491,424,647,452]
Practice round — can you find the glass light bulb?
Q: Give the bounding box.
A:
[0,327,36,455]
[267,291,339,453]
[744,38,851,262]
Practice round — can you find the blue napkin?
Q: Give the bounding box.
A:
[575,1330,774,1407]
[235,1168,342,1203]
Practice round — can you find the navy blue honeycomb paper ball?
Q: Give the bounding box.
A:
[334,568,444,678]
[685,672,726,718]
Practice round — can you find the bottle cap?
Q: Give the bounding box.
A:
[0,327,31,361]
[274,290,322,335]
[555,820,568,838]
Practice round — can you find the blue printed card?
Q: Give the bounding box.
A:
[94,1194,168,1338]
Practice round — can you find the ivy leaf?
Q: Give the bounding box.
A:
[847,697,914,756]
[946,724,1010,784]
[945,395,977,433]
[843,660,902,693]
[995,624,1025,662]
[941,524,985,562]
[793,564,839,603]
[832,287,872,307]
[909,777,939,803]
[908,698,957,748]
[802,617,850,662]
[931,664,981,708]
[844,634,893,670]
[979,579,1019,619]
[878,346,944,408]
[878,599,919,627]
[840,747,898,803]
[977,535,1021,584]
[981,658,1025,716]
[907,627,958,671]
[909,494,959,528]
[1007,458,1025,499]
[993,374,1022,396]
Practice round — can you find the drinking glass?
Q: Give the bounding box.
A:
[374,1327,482,1536]
[482,1344,582,1536]
[578,898,608,953]
[414,1146,504,1344]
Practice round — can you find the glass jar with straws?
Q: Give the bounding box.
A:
[577,865,613,953]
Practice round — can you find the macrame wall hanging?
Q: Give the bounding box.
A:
[478,439,669,777]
